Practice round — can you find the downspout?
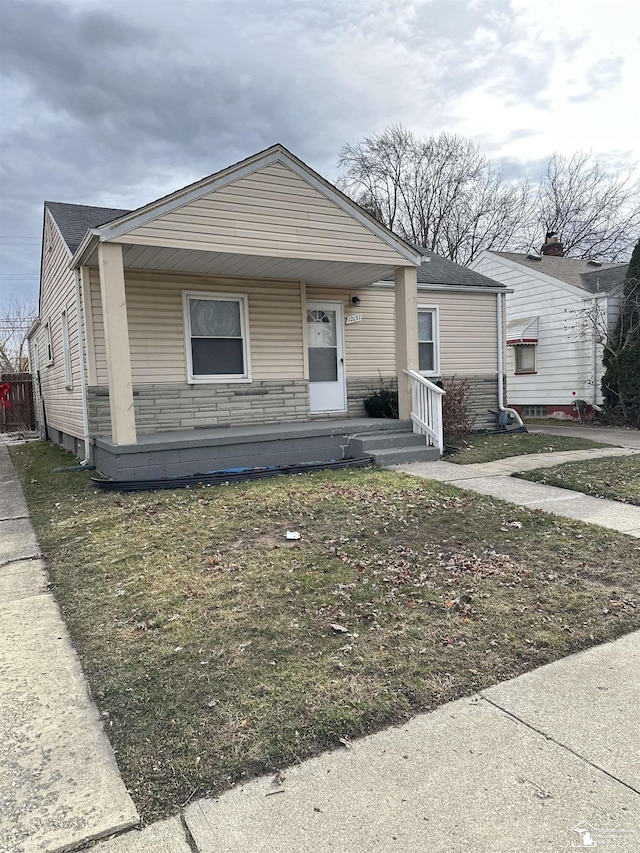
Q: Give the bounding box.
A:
[74,269,91,465]
[496,291,524,426]
[591,295,601,407]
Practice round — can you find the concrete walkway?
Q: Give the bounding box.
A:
[530,421,640,450]
[394,447,640,537]
[0,440,139,853]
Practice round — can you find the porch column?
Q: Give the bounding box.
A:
[97,243,137,445]
[395,265,419,420]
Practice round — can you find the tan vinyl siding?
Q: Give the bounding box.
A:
[90,268,305,385]
[36,215,85,438]
[119,161,408,265]
[307,286,498,378]
[435,291,498,374]
[306,286,396,377]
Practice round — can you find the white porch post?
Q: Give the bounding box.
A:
[97,243,137,445]
[395,265,419,420]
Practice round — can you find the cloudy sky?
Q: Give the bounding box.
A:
[1,0,638,305]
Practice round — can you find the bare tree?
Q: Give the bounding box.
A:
[535,152,640,261]
[0,297,37,372]
[338,126,532,264]
[338,126,640,264]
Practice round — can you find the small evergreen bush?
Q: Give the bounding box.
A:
[363,379,399,418]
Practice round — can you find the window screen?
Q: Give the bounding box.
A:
[188,297,246,377]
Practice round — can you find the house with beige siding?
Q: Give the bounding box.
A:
[29,144,509,483]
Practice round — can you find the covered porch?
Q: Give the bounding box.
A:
[69,145,445,480]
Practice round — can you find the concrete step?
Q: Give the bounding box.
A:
[351,431,427,452]
[372,445,441,466]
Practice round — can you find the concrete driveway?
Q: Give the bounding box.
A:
[528,421,640,450]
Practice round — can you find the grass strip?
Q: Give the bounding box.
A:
[448,432,609,464]
[10,441,640,821]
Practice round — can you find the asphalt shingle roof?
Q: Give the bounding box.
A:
[382,247,505,289]
[46,202,131,254]
[492,251,627,293]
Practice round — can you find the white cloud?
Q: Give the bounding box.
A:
[0,0,637,302]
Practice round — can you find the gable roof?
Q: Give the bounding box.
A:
[46,202,131,255]
[63,144,422,269]
[491,251,627,293]
[381,247,506,289]
[579,264,629,293]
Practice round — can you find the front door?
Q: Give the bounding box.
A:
[307,301,346,413]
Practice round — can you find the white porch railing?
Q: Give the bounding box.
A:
[403,369,446,453]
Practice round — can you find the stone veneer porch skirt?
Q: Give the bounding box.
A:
[92,419,413,481]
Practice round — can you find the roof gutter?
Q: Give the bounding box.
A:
[371,280,512,294]
[69,229,102,269]
[26,318,41,339]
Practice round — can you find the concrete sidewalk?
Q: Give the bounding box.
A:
[0,440,139,853]
[92,631,640,852]
[394,452,640,537]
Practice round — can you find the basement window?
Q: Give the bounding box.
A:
[514,344,536,374]
[522,405,547,417]
[184,292,251,382]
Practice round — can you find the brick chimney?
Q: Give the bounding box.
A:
[541,231,564,257]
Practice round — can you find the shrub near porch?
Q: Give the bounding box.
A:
[10,442,640,821]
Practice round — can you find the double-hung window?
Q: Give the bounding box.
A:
[514,344,536,374]
[61,310,73,389]
[184,292,250,382]
[418,307,440,376]
[44,321,53,365]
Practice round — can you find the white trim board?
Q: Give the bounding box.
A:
[78,145,422,268]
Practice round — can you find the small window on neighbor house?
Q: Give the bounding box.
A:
[514,344,536,374]
[44,321,53,365]
[184,293,250,381]
[61,310,72,388]
[418,307,439,375]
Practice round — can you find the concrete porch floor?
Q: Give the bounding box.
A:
[95,418,414,453]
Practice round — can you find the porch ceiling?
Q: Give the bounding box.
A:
[85,243,403,288]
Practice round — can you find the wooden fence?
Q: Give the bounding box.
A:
[0,372,35,433]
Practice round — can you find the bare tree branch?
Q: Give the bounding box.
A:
[0,297,37,372]
[338,127,640,264]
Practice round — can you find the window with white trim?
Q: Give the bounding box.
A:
[514,344,536,374]
[184,292,250,381]
[44,321,53,365]
[418,307,440,375]
[30,340,39,374]
[61,310,73,388]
